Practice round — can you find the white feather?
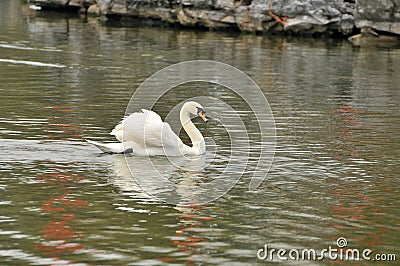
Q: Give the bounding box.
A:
[87,101,206,156]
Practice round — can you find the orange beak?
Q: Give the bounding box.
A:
[199,112,208,123]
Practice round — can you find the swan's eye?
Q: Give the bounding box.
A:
[196,107,206,115]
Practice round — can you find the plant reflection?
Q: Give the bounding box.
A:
[170,204,212,263]
[43,104,82,141]
[35,165,88,258]
[330,104,383,250]
[332,105,361,159]
[109,155,213,263]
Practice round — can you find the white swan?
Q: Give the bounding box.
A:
[86,101,208,156]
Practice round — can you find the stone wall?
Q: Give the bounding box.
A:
[95,0,356,36]
[28,0,400,37]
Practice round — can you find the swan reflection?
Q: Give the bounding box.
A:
[108,153,223,206]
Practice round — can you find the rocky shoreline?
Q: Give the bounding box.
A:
[28,0,400,44]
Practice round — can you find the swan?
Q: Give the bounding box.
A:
[86,101,208,156]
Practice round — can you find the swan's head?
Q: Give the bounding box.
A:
[183,101,208,123]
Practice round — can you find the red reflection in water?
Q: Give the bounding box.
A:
[329,104,385,250]
[34,103,88,259]
[158,205,212,264]
[330,186,386,249]
[332,105,361,159]
[34,162,88,259]
[42,104,83,140]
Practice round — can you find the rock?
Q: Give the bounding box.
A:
[221,15,236,24]
[177,8,197,26]
[47,0,70,5]
[177,7,236,29]
[29,0,96,11]
[215,0,236,10]
[348,27,400,47]
[257,0,355,35]
[355,0,400,35]
[28,0,370,37]
[336,13,355,36]
[181,0,235,10]
[87,4,100,16]
[97,0,112,15]
[155,8,179,24]
[30,0,69,8]
[235,5,278,33]
[29,4,42,11]
[348,0,400,46]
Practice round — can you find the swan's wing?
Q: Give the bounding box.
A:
[110,122,124,142]
[113,109,183,149]
[160,121,185,148]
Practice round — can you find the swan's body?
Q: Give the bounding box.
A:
[86,101,207,156]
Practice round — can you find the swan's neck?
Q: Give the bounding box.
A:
[180,110,205,153]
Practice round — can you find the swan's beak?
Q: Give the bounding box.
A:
[197,107,208,123]
[199,113,208,123]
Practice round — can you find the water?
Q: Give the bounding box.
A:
[1,1,399,265]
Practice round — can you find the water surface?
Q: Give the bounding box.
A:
[0,1,399,265]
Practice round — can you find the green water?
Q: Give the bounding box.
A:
[0,1,399,265]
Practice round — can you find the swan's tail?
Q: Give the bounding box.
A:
[85,139,132,154]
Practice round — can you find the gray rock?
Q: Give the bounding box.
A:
[87,4,100,15]
[30,0,69,7]
[348,27,400,47]
[355,0,400,35]
[30,0,97,9]
[214,0,235,10]
[235,5,278,32]
[97,0,113,15]
[37,0,400,37]
[177,7,235,28]
[242,0,355,35]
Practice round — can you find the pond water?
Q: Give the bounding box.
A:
[0,1,399,265]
